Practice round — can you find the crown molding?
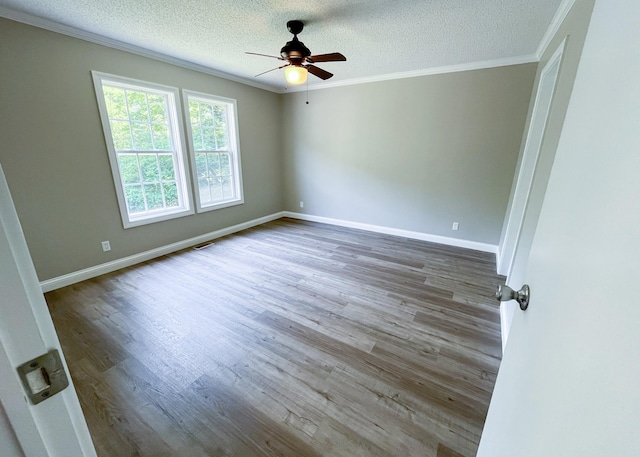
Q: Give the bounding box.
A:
[282,54,539,93]
[2,2,570,96]
[0,5,281,93]
[536,0,577,59]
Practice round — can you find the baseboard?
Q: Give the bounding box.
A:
[500,302,517,355]
[41,211,499,292]
[39,212,285,292]
[283,212,498,254]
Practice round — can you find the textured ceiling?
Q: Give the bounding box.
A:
[0,0,564,92]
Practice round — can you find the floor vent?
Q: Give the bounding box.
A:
[193,242,215,250]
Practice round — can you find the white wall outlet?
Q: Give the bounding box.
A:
[300,201,304,208]
[452,222,459,231]
[101,241,111,252]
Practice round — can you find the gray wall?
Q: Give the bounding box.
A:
[282,64,537,245]
[0,15,547,283]
[0,18,283,281]
[502,0,595,287]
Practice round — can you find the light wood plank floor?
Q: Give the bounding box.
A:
[46,218,505,457]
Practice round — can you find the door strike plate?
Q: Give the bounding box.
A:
[17,349,69,405]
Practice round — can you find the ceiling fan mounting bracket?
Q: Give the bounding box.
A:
[287,20,304,36]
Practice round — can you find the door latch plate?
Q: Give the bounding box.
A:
[17,349,69,404]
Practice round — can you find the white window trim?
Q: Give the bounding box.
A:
[92,71,194,228]
[182,89,244,213]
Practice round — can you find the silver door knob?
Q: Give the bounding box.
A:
[496,284,530,310]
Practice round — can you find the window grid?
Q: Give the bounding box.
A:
[105,87,172,152]
[119,152,179,215]
[93,72,193,228]
[187,95,240,209]
[196,152,234,203]
[103,85,180,216]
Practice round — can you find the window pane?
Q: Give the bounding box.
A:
[219,153,230,176]
[222,177,233,198]
[125,185,145,213]
[118,154,140,184]
[195,153,207,176]
[110,120,132,150]
[215,129,228,150]
[163,182,179,207]
[207,153,220,177]
[210,182,223,200]
[131,123,153,150]
[139,154,159,182]
[214,105,226,128]
[200,104,214,127]
[192,127,203,151]
[152,124,170,150]
[202,128,216,150]
[198,178,211,203]
[189,102,199,124]
[148,95,167,123]
[145,183,164,210]
[126,91,149,122]
[158,154,175,180]
[104,87,127,119]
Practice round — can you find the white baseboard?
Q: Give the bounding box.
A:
[283,212,498,254]
[500,301,517,355]
[40,212,285,292]
[41,211,498,292]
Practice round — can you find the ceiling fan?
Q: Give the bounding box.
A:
[246,20,346,85]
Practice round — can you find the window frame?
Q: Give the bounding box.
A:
[92,71,195,228]
[182,90,244,213]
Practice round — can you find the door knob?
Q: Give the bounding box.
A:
[496,284,530,310]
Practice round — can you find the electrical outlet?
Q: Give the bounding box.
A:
[101,241,111,252]
[452,222,459,231]
[300,201,304,208]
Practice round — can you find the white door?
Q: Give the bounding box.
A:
[478,0,640,455]
[0,164,97,457]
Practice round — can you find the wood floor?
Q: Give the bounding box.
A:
[45,218,505,457]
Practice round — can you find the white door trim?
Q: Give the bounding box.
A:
[498,38,567,277]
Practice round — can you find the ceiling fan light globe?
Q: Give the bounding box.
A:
[285,66,308,85]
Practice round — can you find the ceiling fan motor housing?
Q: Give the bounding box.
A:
[281,20,310,63]
[281,38,311,61]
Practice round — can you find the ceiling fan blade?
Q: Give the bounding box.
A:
[255,64,290,78]
[246,52,285,61]
[306,65,333,80]
[307,52,346,63]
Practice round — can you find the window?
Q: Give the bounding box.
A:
[92,72,193,228]
[183,90,243,212]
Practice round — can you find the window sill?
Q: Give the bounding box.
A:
[123,207,195,229]
[196,198,244,214]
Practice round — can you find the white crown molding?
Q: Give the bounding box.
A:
[3,5,548,96]
[283,54,539,93]
[536,0,577,59]
[0,5,280,93]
